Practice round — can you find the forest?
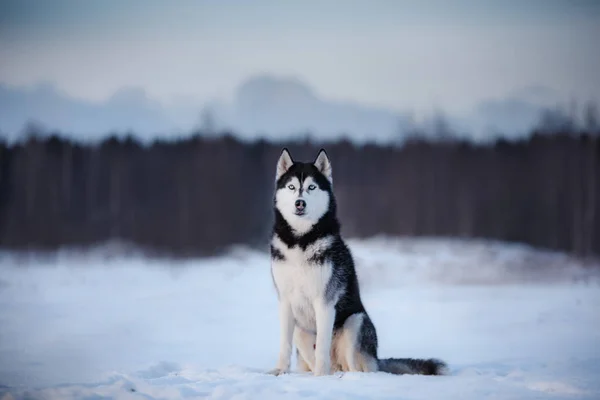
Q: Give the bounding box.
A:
[0,116,598,258]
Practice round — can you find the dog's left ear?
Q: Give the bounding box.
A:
[314,149,332,182]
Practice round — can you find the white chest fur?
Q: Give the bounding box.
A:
[271,235,334,333]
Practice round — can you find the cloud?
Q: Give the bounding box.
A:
[215,75,413,143]
[0,76,570,144]
[0,82,177,142]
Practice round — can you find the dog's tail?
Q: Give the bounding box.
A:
[377,357,448,376]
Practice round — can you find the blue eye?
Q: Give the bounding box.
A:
[308,184,316,190]
[288,184,295,190]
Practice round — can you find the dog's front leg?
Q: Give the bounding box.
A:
[313,300,335,376]
[269,300,295,376]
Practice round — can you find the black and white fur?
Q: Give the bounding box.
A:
[268,148,447,377]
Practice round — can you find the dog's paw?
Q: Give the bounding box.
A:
[313,362,331,377]
[267,367,289,376]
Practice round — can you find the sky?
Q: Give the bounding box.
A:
[0,0,599,138]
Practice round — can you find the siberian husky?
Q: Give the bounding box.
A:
[269,148,447,376]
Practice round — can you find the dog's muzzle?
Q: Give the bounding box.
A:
[295,199,306,215]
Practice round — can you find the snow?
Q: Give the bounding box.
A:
[0,237,599,400]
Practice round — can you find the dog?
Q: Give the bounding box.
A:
[268,148,447,377]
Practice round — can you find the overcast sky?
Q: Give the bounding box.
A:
[1,0,599,118]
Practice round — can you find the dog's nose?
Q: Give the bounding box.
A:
[295,199,306,210]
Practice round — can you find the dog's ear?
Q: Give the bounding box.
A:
[314,149,332,182]
[276,148,294,180]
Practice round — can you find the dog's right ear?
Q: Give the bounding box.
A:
[276,148,294,181]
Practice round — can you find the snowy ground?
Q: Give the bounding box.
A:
[0,237,599,400]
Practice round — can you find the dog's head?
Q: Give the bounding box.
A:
[274,148,334,235]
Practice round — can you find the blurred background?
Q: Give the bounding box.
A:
[1,1,600,398]
[1,0,599,258]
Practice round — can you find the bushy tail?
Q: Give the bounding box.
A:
[378,357,448,376]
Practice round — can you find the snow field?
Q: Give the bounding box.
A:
[0,237,599,399]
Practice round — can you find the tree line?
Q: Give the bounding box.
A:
[0,124,598,258]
